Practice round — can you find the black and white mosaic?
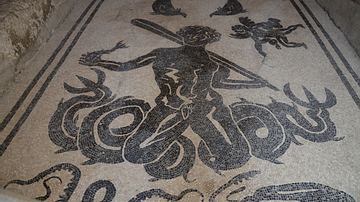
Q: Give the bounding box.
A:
[0,0,359,201]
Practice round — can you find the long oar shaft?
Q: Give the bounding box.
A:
[131,19,184,45]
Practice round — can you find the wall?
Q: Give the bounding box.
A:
[0,0,79,95]
[314,0,360,56]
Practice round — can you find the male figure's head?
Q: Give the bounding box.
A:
[176,26,221,46]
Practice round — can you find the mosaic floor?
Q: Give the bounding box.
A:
[1,0,360,201]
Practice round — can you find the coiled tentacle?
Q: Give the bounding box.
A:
[78,96,150,165]
[48,69,115,153]
[144,134,196,181]
[82,180,116,202]
[281,83,341,142]
[230,100,290,164]
[230,83,342,164]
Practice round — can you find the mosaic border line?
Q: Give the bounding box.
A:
[299,0,360,87]
[291,0,360,109]
[0,0,105,156]
[0,0,98,133]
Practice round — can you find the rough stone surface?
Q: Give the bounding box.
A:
[315,0,360,56]
[0,189,36,202]
[0,0,79,96]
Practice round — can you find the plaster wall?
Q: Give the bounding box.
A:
[314,0,360,56]
[0,0,79,95]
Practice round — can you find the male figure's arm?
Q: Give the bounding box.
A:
[79,51,157,71]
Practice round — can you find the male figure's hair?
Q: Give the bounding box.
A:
[176,26,221,45]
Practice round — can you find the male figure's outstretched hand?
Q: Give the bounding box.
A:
[79,41,128,67]
[79,52,102,66]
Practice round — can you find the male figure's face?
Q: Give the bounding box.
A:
[183,33,209,46]
[177,26,221,46]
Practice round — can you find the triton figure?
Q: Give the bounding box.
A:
[78,25,271,173]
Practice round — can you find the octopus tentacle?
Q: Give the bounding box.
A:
[79,97,150,165]
[48,69,115,153]
[230,83,342,164]
[144,134,196,181]
[82,180,116,202]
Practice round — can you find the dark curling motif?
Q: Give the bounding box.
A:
[230,17,307,60]
[82,180,116,202]
[129,171,355,201]
[129,189,204,202]
[152,0,187,18]
[209,170,260,201]
[215,171,356,201]
[240,182,355,201]
[210,0,247,17]
[48,67,151,165]
[230,83,343,164]
[4,163,81,202]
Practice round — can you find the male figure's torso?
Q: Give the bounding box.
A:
[151,47,220,109]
